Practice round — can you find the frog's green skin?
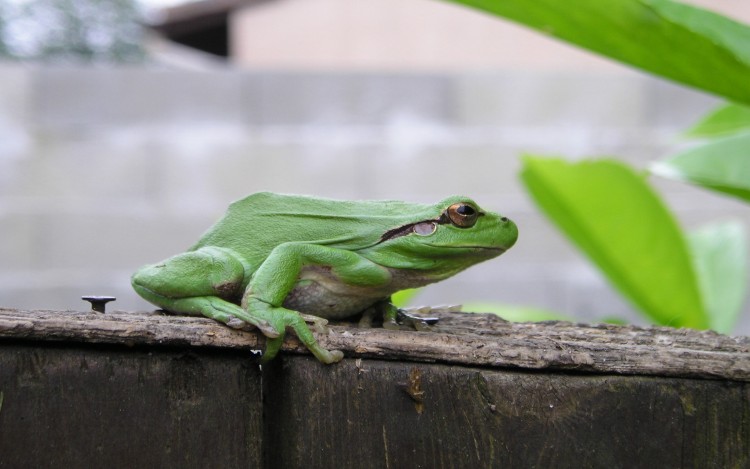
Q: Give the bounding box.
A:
[132,192,518,364]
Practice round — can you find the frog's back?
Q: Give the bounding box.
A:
[191,192,436,263]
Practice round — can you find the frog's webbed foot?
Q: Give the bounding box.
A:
[246,297,344,364]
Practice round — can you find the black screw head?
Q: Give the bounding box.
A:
[82,295,116,313]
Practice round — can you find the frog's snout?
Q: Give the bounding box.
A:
[500,216,519,249]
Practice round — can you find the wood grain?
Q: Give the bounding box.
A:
[263,356,750,468]
[1,307,748,381]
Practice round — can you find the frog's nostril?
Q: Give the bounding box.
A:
[501,217,508,222]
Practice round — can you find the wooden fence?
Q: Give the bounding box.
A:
[0,308,748,468]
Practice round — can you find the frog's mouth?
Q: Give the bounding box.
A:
[425,244,508,253]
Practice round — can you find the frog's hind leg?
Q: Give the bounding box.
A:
[131,246,278,337]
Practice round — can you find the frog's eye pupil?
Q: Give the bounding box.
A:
[457,205,475,216]
[446,202,479,228]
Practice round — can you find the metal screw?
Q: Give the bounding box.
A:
[82,295,116,313]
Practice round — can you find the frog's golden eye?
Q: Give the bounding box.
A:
[446,203,479,228]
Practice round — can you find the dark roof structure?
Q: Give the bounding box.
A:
[148,0,272,57]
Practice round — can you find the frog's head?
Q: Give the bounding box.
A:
[368,196,518,273]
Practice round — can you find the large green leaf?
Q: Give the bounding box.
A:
[688,222,748,334]
[520,157,708,328]
[444,0,750,105]
[684,103,750,138]
[461,303,570,322]
[391,288,421,308]
[651,132,750,202]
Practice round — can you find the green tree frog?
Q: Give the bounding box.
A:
[132,192,518,364]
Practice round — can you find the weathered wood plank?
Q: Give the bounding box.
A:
[1,308,748,468]
[0,342,263,469]
[263,357,750,469]
[0,308,748,381]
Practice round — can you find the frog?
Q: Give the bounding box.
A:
[131,192,518,364]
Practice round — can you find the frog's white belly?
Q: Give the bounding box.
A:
[281,265,435,320]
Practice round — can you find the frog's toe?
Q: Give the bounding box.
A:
[226,317,249,330]
[322,349,344,364]
[260,336,284,363]
[299,313,329,334]
[299,313,328,326]
[225,317,264,333]
[228,313,280,338]
[256,322,282,338]
[211,302,279,338]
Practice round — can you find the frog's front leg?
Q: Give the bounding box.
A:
[245,242,392,364]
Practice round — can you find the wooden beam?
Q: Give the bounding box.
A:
[1,307,748,381]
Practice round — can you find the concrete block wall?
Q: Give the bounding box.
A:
[1,65,748,333]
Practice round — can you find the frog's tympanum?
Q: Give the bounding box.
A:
[132,193,518,364]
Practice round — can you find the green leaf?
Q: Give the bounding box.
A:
[444,0,750,105]
[462,303,570,322]
[520,156,708,328]
[685,103,750,138]
[391,288,421,308]
[688,222,748,334]
[651,132,750,202]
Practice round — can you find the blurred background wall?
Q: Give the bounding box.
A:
[1,0,748,332]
